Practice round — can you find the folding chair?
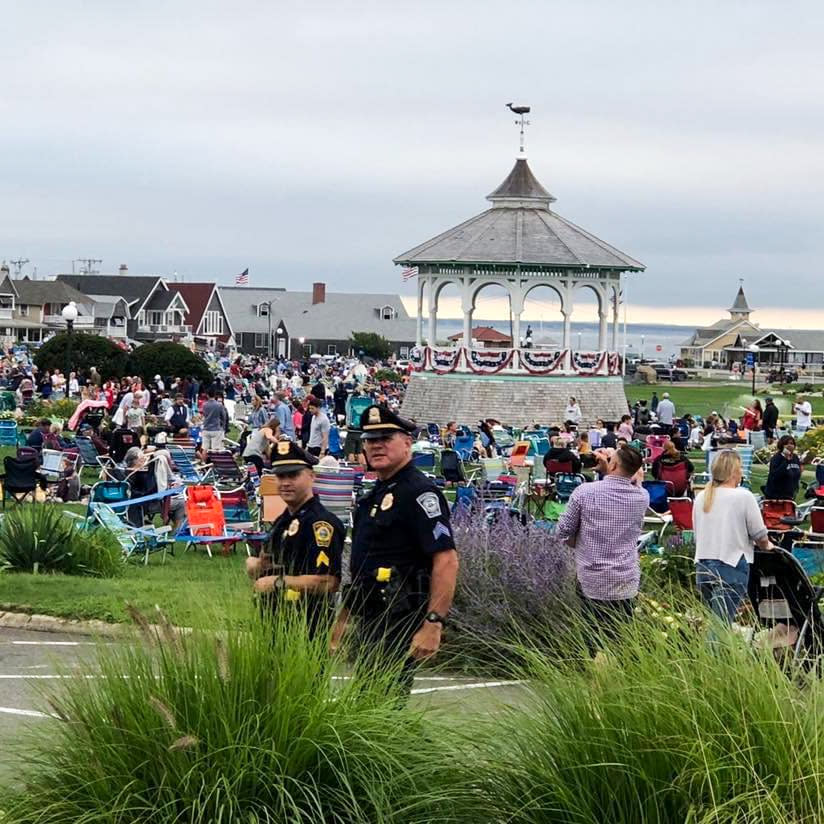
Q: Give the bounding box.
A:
[508,441,531,468]
[643,507,673,544]
[643,480,670,514]
[761,499,801,532]
[167,444,213,485]
[453,434,475,461]
[74,436,105,473]
[555,473,585,503]
[39,449,79,485]
[588,429,602,449]
[426,423,442,445]
[412,451,437,472]
[736,446,754,486]
[220,486,268,555]
[658,461,691,498]
[440,449,468,485]
[0,420,18,447]
[84,502,174,565]
[312,466,356,526]
[328,426,344,458]
[668,497,694,532]
[0,455,38,506]
[792,540,824,577]
[207,450,247,486]
[177,485,243,558]
[750,430,767,453]
[480,457,506,484]
[544,459,573,478]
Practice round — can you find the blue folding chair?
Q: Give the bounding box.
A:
[453,434,475,461]
[412,451,437,472]
[555,473,585,503]
[0,420,18,447]
[328,426,344,458]
[427,423,442,445]
[642,480,670,514]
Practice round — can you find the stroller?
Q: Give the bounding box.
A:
[748,547,824,668]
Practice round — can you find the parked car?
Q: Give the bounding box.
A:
[653,364,689,382]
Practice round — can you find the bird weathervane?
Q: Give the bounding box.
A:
[506,102,531,154]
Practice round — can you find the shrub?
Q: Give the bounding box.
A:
[25,398,79,420]
[639,534,696,592]
[127,341,212,384]
[798,425,824,459]
[5,610,474,823]
[374,367,403,383]
[447,510,576,669]
[34,332,128,380]
[472,616,824,823]
[0,507,122,577]
[349,331,392,360]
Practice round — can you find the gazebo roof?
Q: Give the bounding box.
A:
[394,157,645,271]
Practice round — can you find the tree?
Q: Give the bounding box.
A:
[127,342,212,384]
[349,331,392,360]
[34,332,129,380]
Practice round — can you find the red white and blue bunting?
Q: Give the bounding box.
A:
[571,351,607,376]
[429,347,463,374]
[410,346,427,371]
[519,349,567,375]
[466,348,514,374]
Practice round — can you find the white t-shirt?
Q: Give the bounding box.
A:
[796,401,812,428]
[693,486,768,566]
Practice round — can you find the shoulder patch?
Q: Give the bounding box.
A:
[313,520,334,548]
[416,491,441,519]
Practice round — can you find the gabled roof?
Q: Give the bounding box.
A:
[219,287,416,343]
[167,283,233,338]
[12,278,94,309]
[448,326,512,342]
[56,274,165,311]
[394,156,644,271]
[680,319,760,348]
[144,289,186,312]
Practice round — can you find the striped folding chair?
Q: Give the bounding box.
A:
[312,466,356,526]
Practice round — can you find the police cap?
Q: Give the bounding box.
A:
[359,405,418,439]
[269,440,319,474]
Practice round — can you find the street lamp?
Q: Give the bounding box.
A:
[275,325,284,359]
[61,301,78,393]
[748,343,759,395]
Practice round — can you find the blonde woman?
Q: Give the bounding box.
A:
[693,449,775,622]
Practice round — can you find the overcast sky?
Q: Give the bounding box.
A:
[2,1,823,327]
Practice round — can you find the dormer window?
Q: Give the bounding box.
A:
[257,302,270,317]
[380,305,395,320]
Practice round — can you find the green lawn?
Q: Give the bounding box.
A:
[624,383,812,420]
[0,540,252,627]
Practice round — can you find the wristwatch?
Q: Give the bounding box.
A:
[424,611,446,628]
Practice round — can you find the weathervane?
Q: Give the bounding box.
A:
[506,102,531,154]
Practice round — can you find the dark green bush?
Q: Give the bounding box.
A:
[127,342,211,384]
[34,332,128,380]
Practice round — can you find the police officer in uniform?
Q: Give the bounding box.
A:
[246,441,345,638]
[331,405,459,693]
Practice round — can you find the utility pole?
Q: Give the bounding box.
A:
[73,258,102,275]
[10,258,29,277]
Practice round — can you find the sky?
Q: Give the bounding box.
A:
[1,1,823,328]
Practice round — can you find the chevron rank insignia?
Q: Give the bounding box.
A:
[432,521,451,541]
[313,521,333,548]
[315,550,330,568]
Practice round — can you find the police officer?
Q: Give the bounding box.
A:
[331,405,459,693]
[246,441,345,638]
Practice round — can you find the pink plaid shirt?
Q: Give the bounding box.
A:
[556,475,649,600]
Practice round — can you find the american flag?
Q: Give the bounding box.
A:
[235,268,249,285]
[401,266,418,281]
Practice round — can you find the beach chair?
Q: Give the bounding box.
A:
[453,434,475,461]
[508,441,531,468]
[792,540,824,577]
[668,497,694,532]
[412,451,437,472]
[555,473,585,503]
[0,420,18,447]
[643,480,670,514]
[177,485,243,558]
[74,436,104,472]
[440,449,467,485]
[657,461,691,497]
[544,459,573,478]
[207,450,247,486]
[480,456,506,484]
[328,426,344,458]
[38,449,80,486]
[0,455,39,506]
[643,507,673,544]
[750,430,767,453]
[220,486,268,555]
[168,444,213,484]
[313,466,356,525]
[736,446,754,485]
[87,502,174,565]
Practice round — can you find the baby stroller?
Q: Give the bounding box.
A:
[748,547,824,669]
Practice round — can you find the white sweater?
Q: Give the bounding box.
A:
[693,486,768,567]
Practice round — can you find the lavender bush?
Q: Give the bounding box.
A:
[446,508,576,671]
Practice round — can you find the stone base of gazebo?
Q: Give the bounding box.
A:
[401,371,628,428]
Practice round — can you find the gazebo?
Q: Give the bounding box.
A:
[394,149,646,426]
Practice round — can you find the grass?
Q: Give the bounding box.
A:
[625,383,811,420]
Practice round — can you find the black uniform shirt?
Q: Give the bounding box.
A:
[268,495,344,580]
[350,461,455,584]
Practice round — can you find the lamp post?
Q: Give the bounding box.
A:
[275,325,284,359]
[61,301,78,394]
[748,343,759,395]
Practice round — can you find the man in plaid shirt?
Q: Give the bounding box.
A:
[556,446,649,645]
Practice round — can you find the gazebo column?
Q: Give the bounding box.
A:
[427,285,437,346]
[611,284,620,352]
[415,278,424,347]
[461,278,473,350]
[598,309,608,351]
[562,308,572,349]
[510,286,524,366]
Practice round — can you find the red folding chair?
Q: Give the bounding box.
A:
[668,497,694,531]
[658,461,691,498]
[760,499,799,532]
[544,460,573,477]
[807,506,824,538]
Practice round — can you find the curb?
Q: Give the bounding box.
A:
[0,611,128,638]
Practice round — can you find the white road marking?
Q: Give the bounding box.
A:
[10,641,92,646]
[0,706,53,719]
[411,680,527,695]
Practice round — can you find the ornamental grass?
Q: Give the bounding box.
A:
[4,606,474,824]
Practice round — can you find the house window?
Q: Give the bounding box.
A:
[380,305,395,320]
[138,311,146,326]
[253,333,266,349]
[27,328,40,342]
[95,318,108,328]
[18,304,28,317]
[149,311,163,326]
[302,343,313,357]
[257,303,269,317]
[400,346,410,358]
[0,294,13,309]
[203,311,223,336]
[327,344,337,355]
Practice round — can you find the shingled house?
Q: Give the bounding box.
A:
[219,281,416,358]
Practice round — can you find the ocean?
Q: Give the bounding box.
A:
[433,318,691,358]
